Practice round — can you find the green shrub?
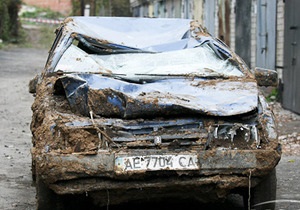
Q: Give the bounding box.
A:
[266,88,279,102]
[0,0,11,41]
[0,0,22,43]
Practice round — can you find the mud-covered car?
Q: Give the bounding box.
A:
[30,17,281,209]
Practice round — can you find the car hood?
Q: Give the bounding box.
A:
[55,74,258,118]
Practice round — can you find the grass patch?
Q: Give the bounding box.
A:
[20,23,57,49]
[38,25,57,49]
[266,88,279,102]
[18,5,62,49]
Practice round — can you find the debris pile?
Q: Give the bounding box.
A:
[271,102,300,155]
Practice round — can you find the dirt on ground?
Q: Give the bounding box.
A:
[0,46,48,209]
[0,25,299,210]
[271,102,300,155]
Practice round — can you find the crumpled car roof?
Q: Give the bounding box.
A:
[64,17,196,51]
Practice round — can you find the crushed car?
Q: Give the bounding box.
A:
[29,17,281,210]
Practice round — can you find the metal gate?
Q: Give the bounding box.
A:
[256,0,276,69]
[283,0,300,114]
[235,0,251,68]
[204,0,216,37]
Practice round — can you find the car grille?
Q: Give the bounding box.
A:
[102,118,207,148]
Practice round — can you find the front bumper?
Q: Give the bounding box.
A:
[35,146,281,195]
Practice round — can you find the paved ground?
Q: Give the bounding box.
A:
[0,47,47,210]
[0,45,299,210]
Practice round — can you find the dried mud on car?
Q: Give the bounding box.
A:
[29,17,281,209]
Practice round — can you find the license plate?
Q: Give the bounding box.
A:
[115,154,198,172]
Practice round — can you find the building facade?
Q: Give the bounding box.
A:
[130,0,282,71]
[22,0,72,15]
[130,0,300,114]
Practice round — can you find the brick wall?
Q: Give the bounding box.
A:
[23,0,72,16]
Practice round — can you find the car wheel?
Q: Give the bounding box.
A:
[36,176,64,210]
[243,168,277,210]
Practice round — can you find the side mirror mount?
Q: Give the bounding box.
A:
[253,67,278,87]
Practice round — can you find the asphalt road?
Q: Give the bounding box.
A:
[0,47,299,210]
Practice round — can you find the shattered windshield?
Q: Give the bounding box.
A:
[89,44,243,78]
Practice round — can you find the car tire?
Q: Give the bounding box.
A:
[243,168,277,210]
[36,176,64,210]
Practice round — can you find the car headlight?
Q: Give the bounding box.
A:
[208,123,260,149]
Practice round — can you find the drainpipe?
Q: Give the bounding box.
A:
[81,0,85,16]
